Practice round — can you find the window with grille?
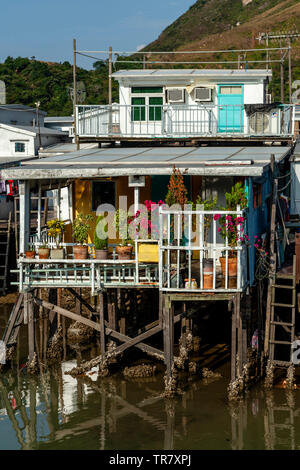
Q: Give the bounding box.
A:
[15,142,25,152]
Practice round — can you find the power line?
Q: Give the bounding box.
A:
[76,47,289,55]
[76,52,281,66]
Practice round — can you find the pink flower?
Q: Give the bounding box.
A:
[214,214,221,221]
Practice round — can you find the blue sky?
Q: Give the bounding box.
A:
[0,0,193,68]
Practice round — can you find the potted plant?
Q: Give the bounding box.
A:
[47,219,65,259]
[72,213,94,259]
[215,183,248,277]
[38,244,50,259]
[94,215,108,260]
[114,209,133,260]
[25,245,36,259]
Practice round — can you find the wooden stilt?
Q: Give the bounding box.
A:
[163,295,174,380]
[27,292,35,363]
[99,292,106,355]
[236,293,243,376]
[48,289,58,339]
[231,295,237,381]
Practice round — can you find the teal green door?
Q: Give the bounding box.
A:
[218,85,244,132]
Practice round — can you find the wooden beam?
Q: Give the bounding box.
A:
[33,298,101,332]
[67,287,96,316]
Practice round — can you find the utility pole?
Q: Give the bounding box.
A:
[73,38,79,150]
[108,46,112,105]
[280,50,285,103]
[35,101,41,150]
[288,39,292,103]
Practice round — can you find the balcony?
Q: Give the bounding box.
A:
[76,104,294,141]
[13,208,248,295]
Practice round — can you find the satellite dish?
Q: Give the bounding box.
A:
[68,80,86,104]
[0,81,6,105]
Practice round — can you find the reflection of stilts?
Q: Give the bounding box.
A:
[0,376,36,450]
[53,376,179,449]
[228,397,248,450]
[264,389,297,450]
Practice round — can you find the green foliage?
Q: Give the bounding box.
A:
[72,213,94,245]
[94,215,108,250]
[224,182,248,211]
[0,56,119,116]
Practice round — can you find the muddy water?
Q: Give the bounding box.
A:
[1,304,300,450]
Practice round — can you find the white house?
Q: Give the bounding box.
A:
[76,68,293,140]
[0,123,69,158]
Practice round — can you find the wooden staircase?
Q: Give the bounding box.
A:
[268,255,297,368]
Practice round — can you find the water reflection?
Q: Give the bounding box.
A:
[1,345,300,449]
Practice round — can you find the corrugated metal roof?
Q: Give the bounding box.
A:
[113,69,272,78]
[1,145,291,180]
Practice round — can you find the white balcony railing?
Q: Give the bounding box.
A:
[158,206,248,293]
[76,104,294,139]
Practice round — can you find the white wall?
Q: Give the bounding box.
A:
[0,127,35,157]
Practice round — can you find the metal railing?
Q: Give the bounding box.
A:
[13,258,159,294]
[158,206,248,293]
[76,104,294,138]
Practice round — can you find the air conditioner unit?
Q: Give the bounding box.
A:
[194,87,212,102]
[167,88,185,103]
[249,112,270,133]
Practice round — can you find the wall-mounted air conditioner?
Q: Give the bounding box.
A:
[194,87,212,102]
[166,88,185,103]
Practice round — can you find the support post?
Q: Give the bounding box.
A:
[19,180,30,254]
[163,295,174,381]
[37,182,41,242]
[231,295,237,381]
[73,38,79,150]
[99,292,106,355]
[27,292,35,363]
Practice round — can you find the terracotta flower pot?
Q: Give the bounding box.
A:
[73,245,88,260]
[38,248,50,259]
[116,245,133,260]
[203,258,213,289]
[95,249,108,260]
[219,256,237,277]
[25,250,35,259]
